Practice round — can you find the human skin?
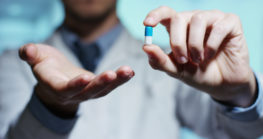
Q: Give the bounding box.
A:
[19,0,136,118]
[143,6,257,107]
[19,44,134,118]
[19,5,257,118]
[62,0,119,42]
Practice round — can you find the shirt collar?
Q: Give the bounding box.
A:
[60,23,123,56]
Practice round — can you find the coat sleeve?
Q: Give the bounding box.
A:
[0,50,76,139]
[175,74,263,139]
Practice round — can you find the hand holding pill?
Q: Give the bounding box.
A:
[143,6,256,107]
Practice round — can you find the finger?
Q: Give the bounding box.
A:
[72,71,117,100]
[188,10,224,63]
[205,14,242,60]
[19,43,40,66]
[92,66,135,98]
[169,13,188,64]
[143,6,176,27]
[143,44,178,74]
[65,74,95,97]
[188,12,207,63]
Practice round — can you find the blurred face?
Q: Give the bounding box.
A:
[62,0,117,22]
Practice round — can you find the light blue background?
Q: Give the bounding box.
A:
[0,0,262,138]
[118,0,263,73]
[1,0,263,72]
[0,0,64,52]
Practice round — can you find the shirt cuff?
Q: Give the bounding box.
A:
[28,91,78,134]
[215,73,263,121]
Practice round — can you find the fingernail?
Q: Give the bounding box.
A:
[132,71,135,76]
[145,17,154,24]
[19,46,27,60]
[128,71,135,78]
[179,56,188,64]
[22,45,31,59]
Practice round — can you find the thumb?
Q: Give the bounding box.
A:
[142,44,178,74]
[19,43,44,66]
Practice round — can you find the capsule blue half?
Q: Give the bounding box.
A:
[145,26,153,36]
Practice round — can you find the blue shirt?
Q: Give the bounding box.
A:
[28,24,263,134]
[60,24,123,71]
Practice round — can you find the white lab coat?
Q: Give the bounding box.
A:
[0,29,263,139]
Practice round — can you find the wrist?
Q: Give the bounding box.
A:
[35,84,79,118]
[213,70,257,108]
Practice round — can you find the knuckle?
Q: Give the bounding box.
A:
[159,6,170,10]
[192,9,201,13]
[103,70,114,76]
[211,9,223,15]
[213,23,226,35]
[173,13,184,22]
[226,13,243,32]
[189,10,201,16]
[170,40,185,50]
[228,13,241,22]
[159,6,176,14]
[228,13,239,19]
[147,11,158,18]
[188,41,200,49]
[191,12,204,22]
[170,40,176,48]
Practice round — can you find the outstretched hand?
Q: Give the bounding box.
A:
[143,7,256,107]
[19,44,134,117]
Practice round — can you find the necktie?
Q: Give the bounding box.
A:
[74,42,101,72]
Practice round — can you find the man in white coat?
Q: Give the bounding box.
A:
[1,0,263,138]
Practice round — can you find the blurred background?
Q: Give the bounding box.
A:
[0,0,262,138]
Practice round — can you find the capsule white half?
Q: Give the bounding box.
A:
[145,36,152,45]
[144,26,153,45]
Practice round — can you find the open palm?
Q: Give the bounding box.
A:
[19,43,134,116]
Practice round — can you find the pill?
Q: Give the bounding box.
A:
[145,26,153,45]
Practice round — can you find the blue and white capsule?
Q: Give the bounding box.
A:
[145,26,153,45]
